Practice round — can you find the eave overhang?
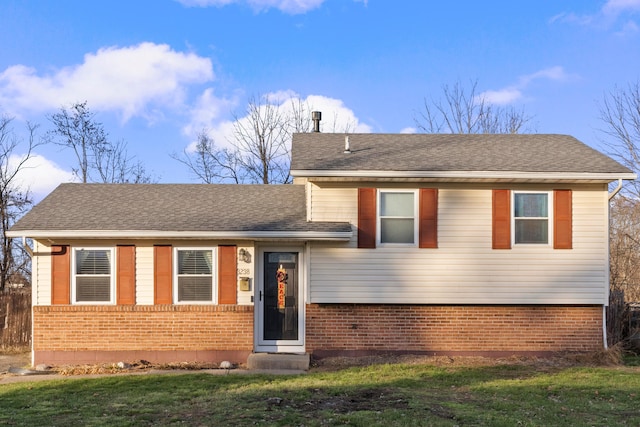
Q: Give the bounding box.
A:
[290,170,638,183]
[6,230,353,241]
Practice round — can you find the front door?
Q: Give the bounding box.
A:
[256,250,304,352]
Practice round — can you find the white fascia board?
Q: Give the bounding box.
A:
[6,230,353,241]
[290,169,638,181]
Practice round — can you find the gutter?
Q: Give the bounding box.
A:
[6,230,353,241]
[291,169,638,181]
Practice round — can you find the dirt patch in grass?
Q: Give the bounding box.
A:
[285,387,410,414]
[310,347,626,372]
[2,345,629,378]
[0,351,30,373]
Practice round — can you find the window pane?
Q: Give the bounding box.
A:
[76,250,111,275]
[515,219,548,244]
[76,277,111,302]
[178,250,212,275]
[178,276,213,301]
[381,218,415,244]
[514,194,547,217]
[380,192,414,216]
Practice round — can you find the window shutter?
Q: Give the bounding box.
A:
[218,246,237,304]
[554,189,572,249]
[154,245,172,304]
[51,245,70,305]
[419,188,438,248]
[117,245,136,305]
[492,189,511,249]
[358,188,376,248]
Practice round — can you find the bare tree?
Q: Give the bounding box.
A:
[94,139,154,184]
[0,116,41,291]
[171,130,243,184]
[47,101,108,183]
[598,81,640,199]
[609,195,640,302]
[231,95,291,184]
[415,80,533,134]
[176,95,320,185]
[47,101,153,184]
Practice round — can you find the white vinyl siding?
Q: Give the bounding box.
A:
[136,244,154,305]
[34,241,50,306]
[308,184,609,305]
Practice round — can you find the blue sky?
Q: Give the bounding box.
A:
[1,0,639,200]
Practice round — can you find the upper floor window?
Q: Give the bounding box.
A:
[174,248,216,303]
[72,248,115,304]
[378,190,418,245]
[513,192,550,244]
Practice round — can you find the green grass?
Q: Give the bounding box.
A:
[2,360,640,426]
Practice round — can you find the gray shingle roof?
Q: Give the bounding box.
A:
[290,133,633,174]
[9,183,351,236]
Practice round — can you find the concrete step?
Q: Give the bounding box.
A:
[246,353,310,371]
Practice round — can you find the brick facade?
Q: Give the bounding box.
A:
[33,303,604,365]
[33,305,253,366]
[306,304,603,357]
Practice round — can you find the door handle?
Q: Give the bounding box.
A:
[259,290,263,301]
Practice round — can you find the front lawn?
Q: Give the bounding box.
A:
[1,356,639,426]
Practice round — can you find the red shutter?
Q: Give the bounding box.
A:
[117,245,136,305]
[492,189,511,249]
[554,190,572,249]
[51,245,70,305]
[419,188,438,248]
[358,188,376,248]
[154,245,172,304]
[218,246,237,304]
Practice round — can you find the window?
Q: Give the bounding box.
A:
[378,190,418,245]
[174,248,216,303]
[513,192,550,244]
[72,248,115,304]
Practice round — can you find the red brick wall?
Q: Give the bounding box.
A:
[33,305,253,365]
[306,304,603,357]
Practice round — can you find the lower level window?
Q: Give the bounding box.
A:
[514,192,549,244]
[73,248,115,304]
[174,248,216,303]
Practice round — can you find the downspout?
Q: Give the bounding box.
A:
[608,178,623,200]
[21,236,33,258]
[603,179,624,349]
[20,236,35,367]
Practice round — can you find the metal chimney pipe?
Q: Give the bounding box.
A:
[311,111,322,132]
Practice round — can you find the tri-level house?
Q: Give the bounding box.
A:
[8,130,636,367]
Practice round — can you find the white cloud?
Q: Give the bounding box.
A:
[10,154,75,201]
[176,0,330,14]
[478,66,569,106]
[551,0,640,30]
[480,88,523,105]
[0,43,214,123]
[603,0,640,16]
[183,88,237,137]
[185,92,372,152]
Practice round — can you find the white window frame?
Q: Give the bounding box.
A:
[173,247,218,305]
[377,189,419,247]
[512,191,553,246]
[71,247,116,305]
